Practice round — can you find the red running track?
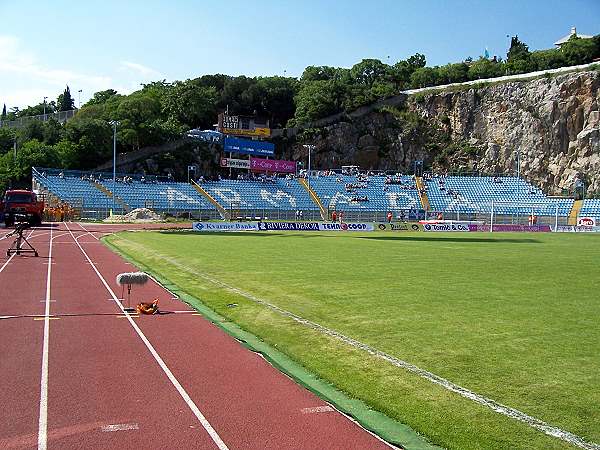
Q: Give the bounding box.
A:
[0,222,394,450]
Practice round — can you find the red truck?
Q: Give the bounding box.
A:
[1,190,44,226]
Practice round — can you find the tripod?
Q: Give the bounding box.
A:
[6,223,38,257]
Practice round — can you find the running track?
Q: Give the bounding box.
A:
[0,222,393,449]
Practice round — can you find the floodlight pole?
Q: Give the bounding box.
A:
[109,120,120,214]
[43,96,48,119]
[303,144,315,192]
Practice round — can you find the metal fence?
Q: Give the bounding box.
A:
[1,110,77,128]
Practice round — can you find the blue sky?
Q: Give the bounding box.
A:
[1,0,598,109]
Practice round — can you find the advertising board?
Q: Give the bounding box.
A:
[423,223,470,232]
[221,127,271,137]
[555,225,600,233]
[318,223,374,231]
[224,137,274,156]
[577,217,597,227]
[250,157,296,174]
[376,223,423,231]
[220,157,250,169]
[469,224,552,232]
[258,222,320,231]
[192,222,258,232]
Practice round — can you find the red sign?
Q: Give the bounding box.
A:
[250,157,296,173]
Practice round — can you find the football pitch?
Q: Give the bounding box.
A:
[105,230,600,450]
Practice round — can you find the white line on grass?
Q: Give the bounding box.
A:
[64,223,229,450]
[38,226,53,450]
[126,243,599,450]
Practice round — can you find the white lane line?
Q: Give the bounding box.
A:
[38,226,53,450]
[124,242,599,450]
[64,223,229,450]
[101,423,139,432]
[76,222,100,241]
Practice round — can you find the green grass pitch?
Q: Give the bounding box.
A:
[105,230,600,450]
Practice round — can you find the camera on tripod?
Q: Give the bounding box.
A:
[6,215,38,257]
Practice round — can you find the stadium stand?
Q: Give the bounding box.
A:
[200,178,319,219]
[33,168,220,219]
[578,199,600,220]
[307,173,422,214]
[33,167,576,222]
[425,175,573,216]
[101,179,215,213]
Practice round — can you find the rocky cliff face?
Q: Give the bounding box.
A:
[289,70,600,195]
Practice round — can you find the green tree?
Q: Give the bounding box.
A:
[0,128,15,154]
[437,62,470,84]
[560,35,598,66]
[85,89,119,106]
[57,85,75,111]
[63,118,112,168]
[410,67,440,88]
[1,104,6,120]
[468,57,503,80]
[162,80,218,129]
[293,80,339,124]
[392,53,427,86]
[350,59,390,86]
[506,35,535,74]
[300,66,338,82]
[13,140,59,180]
[531,49,566,70]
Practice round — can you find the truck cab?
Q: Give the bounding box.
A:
[1,190,44,227]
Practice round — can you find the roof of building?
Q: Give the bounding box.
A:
[554,26,594,46]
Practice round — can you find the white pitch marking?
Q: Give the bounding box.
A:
[65,223,230,450]
[37,225,53,450]
[301,406,334,414]
[101,423,139,432]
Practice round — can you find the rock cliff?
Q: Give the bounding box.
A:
[288,69,600,195]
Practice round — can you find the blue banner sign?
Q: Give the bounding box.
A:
[224,137,274,156]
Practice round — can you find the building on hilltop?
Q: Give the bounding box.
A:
[554,26,593,47]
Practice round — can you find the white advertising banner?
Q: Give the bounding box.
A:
[192,222,258,232]
[318,222,374,231]
[423,223,470,232]
[577,217,596,227]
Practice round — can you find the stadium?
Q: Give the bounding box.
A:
[2,4,600,450]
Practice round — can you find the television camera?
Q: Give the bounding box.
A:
[6,215,38,257]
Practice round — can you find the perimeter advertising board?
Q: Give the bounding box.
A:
[577,217,597,227]
[258,222,320,231]
[468,224,552,232]
[192,222,258,232]
[224,137,274,157]
[319,222,374,231]
[376,223,423,231]
[423,223,470,232]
